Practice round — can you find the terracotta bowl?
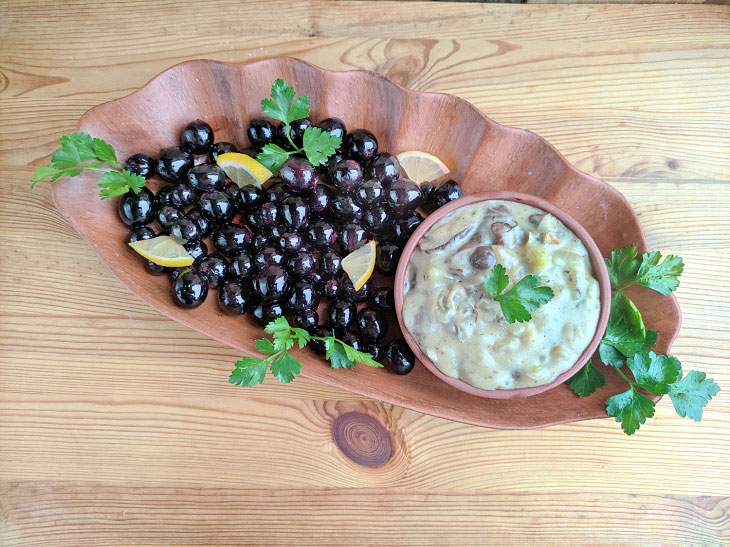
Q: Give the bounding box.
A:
[394,191,612,399]
[51,57,682,429]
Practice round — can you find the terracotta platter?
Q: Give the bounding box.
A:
[51,57,681,429]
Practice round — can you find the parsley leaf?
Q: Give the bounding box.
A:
[51,132,96,168]
[261,79,310,125]
[605,244,640,286]
[98,170,145,198]
[636,251,684,296]
[484,264,554,323]
[340,342,383,368]
[265,316,310,351]
[257,143,290,173]
[627,352,682,396]
[325,336,356,369]
[270,353,302,384]
[601,293,657,361]
[598,342,625,367]
[229,357,269,387]
[568,360,606,398]
[606,387,656,435]
[254,339,276,355]
[91,137,119,166]
[302,126,342,167]
[669,371,720,422]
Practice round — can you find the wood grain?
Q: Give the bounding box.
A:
[1,0,729,544]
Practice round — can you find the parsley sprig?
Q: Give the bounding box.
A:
[31,132,146,199]
[484,264,554,323]
[256,79,342,173]
[568,245,719,435]
[229,317,382,387]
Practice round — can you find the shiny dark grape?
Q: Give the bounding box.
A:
[322,151,345,180]
[252,301,286,325]
[181,120,214,154]
[339,222,367,253]
[170,217,201,243]
[280,196,310,230]
[357,307,388,341]
[340,331,366,352]
[289,280,320,312]
[330,195,363,222]
[289,250,317,279]
[295,309,319,331]
[238,185,264,210]
[368,153,399,186]
[277,232,304,253]
[371,286,394,312]
[212,223,253,256]
[250,233,268,252]
[386,178,423,213]
[362,203,394,234]
[231,250,254,278]
[156,205,185,231]
[265,224,285,239]
[193,153,212,166]
[309,185,331,214]
[199,190,234,223]
[375,239,402,276]
[309,270,324,289]
[125,153,155,179]
[305,220,338,248]
[344,129,378,163]
[259,202,279,226]
[118,187,156,226]
[366,343,385,362]
[173,270,208,308]
[280,157,319,194]
[393,211,423,242]
[355,179,385,206]
[316,117,346,143]
[186,206,211,238]
[308,326,330,354]
[248,117,277,147]
[264,182,289,203]
[254,246,286,270]
[419,180,435,203]
[322,277,340,299]
[340,276,372,303]
[320,250,342,278]
[169,268,186,282]
[218,278,251,315]
[254,264,289,301]
[184,240,208,261]
[155,186,177,208]
[240,147,261,158]
[277,118,312,148]
[143,259,167,275]
[211,142,237,162]
[328,300,357,333]
[187,164,225,192]
[128,226,156,243]
[432,179,463,209]
[224,182,240,204]
[157,146,193,183]
[195,253,230,289]
[385,340,415,375]
[332,159,364,193]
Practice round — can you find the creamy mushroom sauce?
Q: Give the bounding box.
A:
[402,200,600,390]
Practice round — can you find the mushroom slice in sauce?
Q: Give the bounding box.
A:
[419,217,476,253]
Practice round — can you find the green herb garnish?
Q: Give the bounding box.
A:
[256,79,342,173]
[31,132,145,199]
[229,317,382,387]
[569,245,719,435]
[484,264,554,323]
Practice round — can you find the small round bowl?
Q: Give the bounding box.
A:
[394,191,611,399]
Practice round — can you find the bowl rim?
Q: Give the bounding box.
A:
[393,190,612,399]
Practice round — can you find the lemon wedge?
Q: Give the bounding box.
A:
[396,150,449,184]
[342,240,377,291]
[129,235,194,267]
[217,152,273,187]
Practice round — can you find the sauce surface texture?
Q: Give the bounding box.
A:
[402,199,600,390]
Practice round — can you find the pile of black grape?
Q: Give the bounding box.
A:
[117,118,463,375]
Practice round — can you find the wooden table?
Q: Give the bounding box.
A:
[2,1,729,543]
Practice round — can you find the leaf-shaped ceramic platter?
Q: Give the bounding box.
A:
[52,57,681,429]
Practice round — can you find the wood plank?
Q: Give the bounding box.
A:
[1,482,727,545]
